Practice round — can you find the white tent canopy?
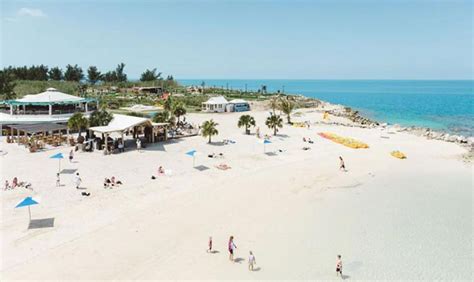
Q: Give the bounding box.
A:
[89,114,151,134]
[16,88,85,103]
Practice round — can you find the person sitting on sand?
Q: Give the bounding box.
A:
[228,236,237,262]
[12,177,18,188]
[248,251,256,271]
[4,180,10,190]
[158,166,165,175]
[339,156,346,171]
[56,173,61,187]
[303,137,307,142]
[104,178,111,188]
[111,176,122,186]
[336,255,343,277]
[308,138,314,144]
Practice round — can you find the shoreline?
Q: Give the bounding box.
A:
[286,94,474,153]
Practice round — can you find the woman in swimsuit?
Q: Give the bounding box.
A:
[339,156,346,171]
[336,255,343,277]
[228,236,237,262]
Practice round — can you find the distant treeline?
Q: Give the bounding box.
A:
[2,63,174,84]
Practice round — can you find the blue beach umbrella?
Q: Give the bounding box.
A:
[260,139,271,153]
[186,150,197,167]
[15,196,39,222]
[50,152,64,174]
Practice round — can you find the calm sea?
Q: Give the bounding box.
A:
[179,79,474,136]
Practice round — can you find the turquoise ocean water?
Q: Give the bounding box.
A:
[179,79,474,136]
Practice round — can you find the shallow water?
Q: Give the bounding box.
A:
[180,79,474,136]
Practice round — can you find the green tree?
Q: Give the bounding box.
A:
[115,63,127,82]
[89,109,113,127]
[237,114,256,134]
[48,67,63,80]
[173,102,187,124]
[164,95,174,112]
[0,70,17,100]
[201,119,219,143]
[280,98,296,124]
[102,71,117,82]
[153,110,175,126]
[87,66,102,85]
[67,112,89,136]
[140,68,162,81]
[64,64,84,82]
[265,114,283,136]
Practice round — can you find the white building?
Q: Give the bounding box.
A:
[201,96,229,113]
[0,88,98,125]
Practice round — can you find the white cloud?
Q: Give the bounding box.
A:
[18,8,46,18]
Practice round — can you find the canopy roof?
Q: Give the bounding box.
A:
[8,122,68,134]
[3,88,95,106]
[229,99,248,104]
[203,96,228,105]
[89,114,152,134]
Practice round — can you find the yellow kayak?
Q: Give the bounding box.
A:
[391,151,407,159]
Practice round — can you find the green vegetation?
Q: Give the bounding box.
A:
[89,109,113,127]
[237,114,256,135]
[265,113,283,136]
[87,66,102,85]
[67,112,89,136]
[64,64,84,82]
[0,70,17,100]
[279,97,296,124]
[140,68,162,81]
[201,119,219,143]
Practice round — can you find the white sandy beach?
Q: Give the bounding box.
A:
[0,108,472,280]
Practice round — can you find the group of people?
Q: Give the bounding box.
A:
[104,176,123,188]
[207,236,257,271]
[4,177,32,190]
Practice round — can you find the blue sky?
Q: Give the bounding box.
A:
[1,0,472,79]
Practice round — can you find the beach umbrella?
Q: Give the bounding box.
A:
[186,149,197,167]
[50,152,64,174]
[260,139,271,153]
[15,196,39,222]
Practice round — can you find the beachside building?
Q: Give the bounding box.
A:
[0,88,98,125]
[227,99,250,112]
[202,96,229,113]
[202,96,250,113]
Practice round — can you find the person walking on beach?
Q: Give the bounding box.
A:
[69,149,74,162]
[207,236,213,253]
[248,251,256,271]
[336,254,343,278]
[339,156,346,171]
[228,236,237,262]
[136,139,141,152]
[73,172,82,189]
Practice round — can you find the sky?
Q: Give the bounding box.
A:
[1,0,472,79]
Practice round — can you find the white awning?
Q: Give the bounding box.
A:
[16,88,85,103]
[89,114,151,134]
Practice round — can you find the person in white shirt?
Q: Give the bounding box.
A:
[73,172,82,189]
[248,251,256,271]
[136,139,141,152]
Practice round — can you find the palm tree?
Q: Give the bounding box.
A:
[68,112,89,137]
[265,114,283,136]
[269,96,280,114]
[280,98,296,124]
[173,102,187,125]
[153,110,176,126]
[237,114,256,134]
[89,109,113,127]
[201,119,219,143]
